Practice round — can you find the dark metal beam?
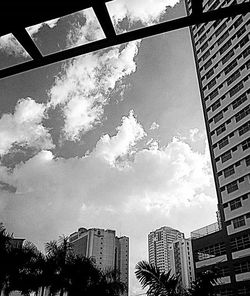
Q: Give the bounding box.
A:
[12,29,43,61]
[191,0,203,17]
[0,2,250,79]
[92,0,116,39]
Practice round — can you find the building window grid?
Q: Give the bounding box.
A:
[224,165,235,177]
[227,69,241,86]
[242,138,250,150]
[234,260,250,274]
[221,150,232,163]
[196,242,226,261]
[230,197,242,210]
[200,17,250,73]
[227,180,238,193]
[233,215,246,229]
[231,233,250,252]
[232,92,248,109]
[235,105,250,122]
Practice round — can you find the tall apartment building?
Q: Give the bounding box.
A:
[148,226,184,273]
[185,0,250,294]
[69,228,129,295]
[169,238,195,290]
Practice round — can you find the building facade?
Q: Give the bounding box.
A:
[69,228,129,295]
[185,0,250,294]
[169,238,195,290]
[148,226,184,273]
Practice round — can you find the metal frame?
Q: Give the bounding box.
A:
[0,0,249,79]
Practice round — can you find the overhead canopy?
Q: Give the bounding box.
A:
[0,0,249,79]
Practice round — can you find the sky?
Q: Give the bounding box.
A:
[0,0,219,295]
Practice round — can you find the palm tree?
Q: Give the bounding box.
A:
[135,260,179,296]
[188,267,221,296]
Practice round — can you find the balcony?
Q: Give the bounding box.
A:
[191,222,221,239]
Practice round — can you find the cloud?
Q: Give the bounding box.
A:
[107,0,180,28]
[0,112,217,292]
[94,110,145,165]
[189,128,206,142]
[49,40,141,140]
[66,8,105,48]
[0,33,29,58]
[26,18,60,37]
[0,98,54,156]
[149,121,159,130]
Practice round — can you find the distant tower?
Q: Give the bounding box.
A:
[169,238,195,290]
[148,226,184,273]
[69,227,129,295]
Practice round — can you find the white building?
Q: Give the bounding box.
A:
[148,226,184,273]
[69,227,129,295]
[169,238,195,289]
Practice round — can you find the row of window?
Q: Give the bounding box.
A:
[198,18,249,65]
[230,232,250,252]
[223,192,249,211]
[209,93,248,126]
[202,33,249,77]
[195,242,226,261]
[231,214,249,229]
[211,102,250,132]
[218,155,250,179]
[215,138,250,164]
[220,174,249,194]
[194,0,238,42]
[234,260,250,274]
[204,56,249,96]
[212,104,250,138]
[203,44,250,90]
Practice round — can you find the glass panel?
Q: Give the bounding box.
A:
[25,7,105,56]
[106,0,186,34]
[0,33,32,70]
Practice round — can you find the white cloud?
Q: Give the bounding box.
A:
[94,110,145,165]
[107,0,180,28]
[0,98,54,155]
[66,8,105,48]
[189,127,206,142]
[0,115,217,291]
[0,33,29,57]
[149,121,159,130]
[26,18,60,37]
[49,40,141,140]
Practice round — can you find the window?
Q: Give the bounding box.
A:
[227,180,238,193]
[221,150,232,163]
[234,260,250,273]
[224,165,235,178]
[231,232,250,252]
[227,70,240,86]
[230,198,242,210]
[217,31,229,46]
[222,49,234,64]
[242,138,250,151]
[195,242,226,261]
[215,22,227,37]
[200,41,209,52]
[230,81,244,97]
[210,89,219,101]
[224,60,237,75]
[212,100,221,111]
[206,69,214,80]
[220,40,232,55]
[235,105,250,122]
[233,216,246,229]
[242,46,250,59]
[234,16,243,29]
[246,155,250,166]
[236,26,246,39]
[232,93,247,109]
[240,35,249,48]
[214,111,223,123]
[219,137,229,149]
[202,50,210,61]
[216,123,226,136]
[204,59,212,70]
[208,78,216,89]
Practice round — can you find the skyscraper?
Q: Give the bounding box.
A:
[148,226,184,273]
[169,238,195,290]
[185,0,250,294]
[69,228,129,295]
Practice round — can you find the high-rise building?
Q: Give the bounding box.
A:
[148,226,184,273]
[185,0,250,294]
[169,238,195,290]
[69,228,129,295]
